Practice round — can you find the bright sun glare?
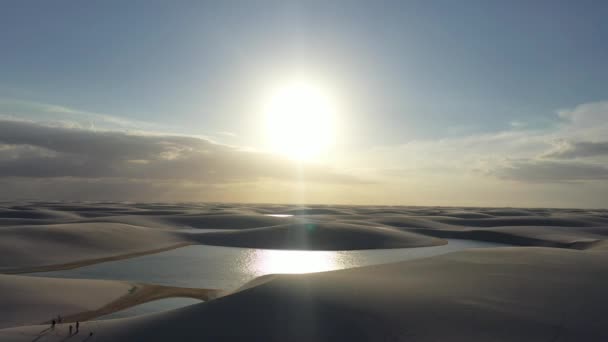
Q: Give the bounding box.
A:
[252,249,339,275]
[264,80,335,160]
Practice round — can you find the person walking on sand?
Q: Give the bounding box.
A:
[76,321,80,332]
[69,325,73,335]
[51,319,56,329]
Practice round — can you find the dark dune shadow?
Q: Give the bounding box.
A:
[184,222,445,250]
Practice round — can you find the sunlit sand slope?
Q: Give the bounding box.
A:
[2,246,608,341]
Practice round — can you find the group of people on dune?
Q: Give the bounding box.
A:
[50,314,93,338]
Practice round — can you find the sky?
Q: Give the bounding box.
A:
[1,0,608,208]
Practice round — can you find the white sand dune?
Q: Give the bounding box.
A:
[1,203,608,274]
[0,222,184,272]
[2,202,608,341]
[0,273,218,332]
[0,274,130,329]
[0,217,445,273]
[367,213,608,248]
[185,222,446,250]
[0,204,461,273]
[2,246,608,341]
[156,213,294,229]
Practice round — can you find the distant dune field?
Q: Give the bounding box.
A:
[1,202,608,341]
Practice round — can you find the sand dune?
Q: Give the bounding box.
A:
[431,215,605,227]
[0,222,184,272]
[184,222,446,250]
[2,246,608,341]
[0,273,218,331]
[366,213,608,248]
[277,207,353,216]
[2,202,608,341]
[1,203,608,274]
[0,274,130,329]
[157,213,294,229]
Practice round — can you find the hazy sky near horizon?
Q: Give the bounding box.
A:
[1,1,608,207]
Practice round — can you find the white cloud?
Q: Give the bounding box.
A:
[0,98,165,132]
[0,119,363,186]
[358,100,608,184]
[493,159,608,183]
[1,99,608,206]
[542,141,608,159]
[217,131,237,137]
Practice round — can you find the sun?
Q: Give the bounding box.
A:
[263,80,335,160]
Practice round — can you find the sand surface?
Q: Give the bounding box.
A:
[0,222,186,272]
[0,273,218,330]
[0,203,469,273]
[185,222,446,250]
[1,246,608,341]
[2,202,608,340]
[0,274,130,329]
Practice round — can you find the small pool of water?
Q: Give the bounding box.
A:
[30,239,507,291]
[94,298,202,320]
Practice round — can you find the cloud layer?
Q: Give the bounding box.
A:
[493,159,608,183]
[1,100,607,206]
[543,141,608,159]
[368,101,608,184]
[0,119,363,200]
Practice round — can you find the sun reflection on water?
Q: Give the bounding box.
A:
[247,249,356,276]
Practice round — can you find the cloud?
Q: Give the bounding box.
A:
[542,141,608,159]
[491,159,608,183]
[366,100,608,185]
[217,131,237,137]
[486,101,608,182]
[0,120,362,186]
[509,120,527,128]
[0,98,157,131]
[558,101,608,125]
[555,101,608,140]
[2,98,608,205]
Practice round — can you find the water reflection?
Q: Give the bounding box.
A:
[31,239,508,291]
[249,249,341,275]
